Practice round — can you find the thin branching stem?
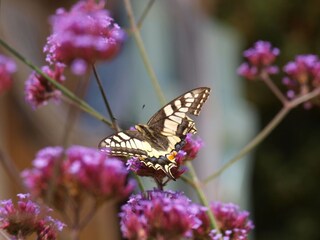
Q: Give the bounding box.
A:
[186,162,219,232]
[137,0,155,30]
[0,38,112,126]
[180,175,197,189]
[92,64,120,132]
[204,87,320,183]
[260,71,288,105]
[123,0,166,105]
[132,173,145,192]
[61,74,91,147]
[79,201,99,230]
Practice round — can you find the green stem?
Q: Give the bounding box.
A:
[260,71,288,105]
[186,162,219,232]
[92,64,120,131]
[0,38,112,127]
[133,173,145,192]
[123,0,166,105]
[180,175,196,188]
[204,87,320,183]
[137,0,156,30]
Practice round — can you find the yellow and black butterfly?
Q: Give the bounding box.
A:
[99,87,211,179]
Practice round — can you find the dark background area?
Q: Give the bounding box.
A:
[207,0,320,239]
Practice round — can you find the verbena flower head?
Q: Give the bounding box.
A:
[64,146,135,201]
[179,133,203,161]
[210,202,254,240]
[283,54,320,107]
[21,146,64,191]
[44,0,125,75]
[0,54,17,94]
[119,190,201,240]
[25,63,65,109]
[238,40,279,80]
[0,193,65,240]
[22,146,134,211]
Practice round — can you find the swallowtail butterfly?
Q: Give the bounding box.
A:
[99,87,211,179]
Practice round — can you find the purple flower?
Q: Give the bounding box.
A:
[0,193,65,240]
[283,54,320,107]
[25,63,65,109]
[0,54,16,94]
[238,41,279,80]
[237,63,258,80]
[22,146,134,211]
[64,145,135,200]
[44,0,125,75]
[243,41,279,66]
[179,133,204,161]
[119,190,201,240]
[210,202,254,240]
[21,147,64,198]
[189,201,254,240]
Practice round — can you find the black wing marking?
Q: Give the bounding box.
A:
[147,87,211,137]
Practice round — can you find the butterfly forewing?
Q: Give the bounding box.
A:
[99,130,150,158]
[147,87,211,136]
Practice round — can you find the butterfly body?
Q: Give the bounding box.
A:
[99,87,211,179]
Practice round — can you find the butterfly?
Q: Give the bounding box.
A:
[99,87,211,179]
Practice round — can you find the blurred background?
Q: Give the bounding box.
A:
[1,0,320,239]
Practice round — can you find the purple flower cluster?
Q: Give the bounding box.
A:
[44,0,125,75]
[119,190,200,240]
[0,193,65,240]
[22,146,135,210]
[283,54,320,105]
[64,146,135,201]
[119,190,254,240]
[24,63,66,109]
[179,133,204,161]
[0,54,16,94]
[237,41,279,80]
[210,202,254,240]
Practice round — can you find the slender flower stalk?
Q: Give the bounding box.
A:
[60,73,91,147]
[260,70,288,105]
[92,64,120,131]
[123,0,166,105]
[204,87,320,183]
[186,162,219,233]
[137,0,156,30]
[0,38,112,126]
